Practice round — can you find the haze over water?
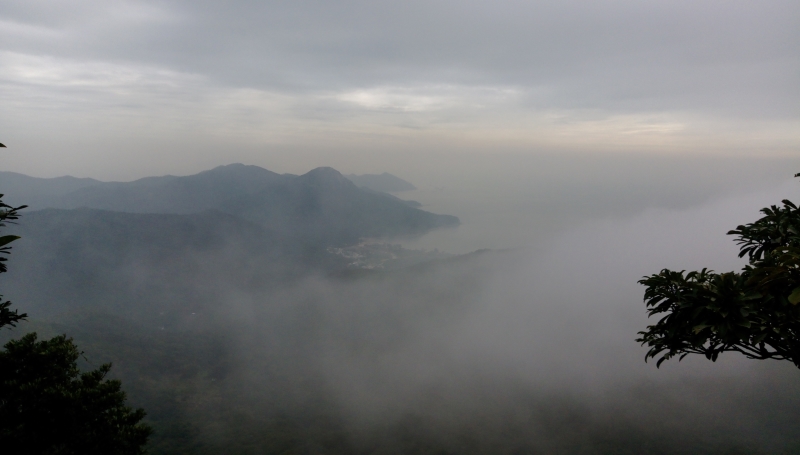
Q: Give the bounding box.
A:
[391,153,797,254]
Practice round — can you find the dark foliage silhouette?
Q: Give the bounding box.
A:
[638,174,800,368]
[0,194,26,329]
[0,333,152,454]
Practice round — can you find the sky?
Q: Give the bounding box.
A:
[0,0,798,180]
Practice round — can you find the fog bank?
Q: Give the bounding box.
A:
[192,177,800,452]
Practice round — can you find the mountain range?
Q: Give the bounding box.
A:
[1,164,458,322]
[1,164,457,244]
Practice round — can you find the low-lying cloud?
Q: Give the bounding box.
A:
[187,177,800,452]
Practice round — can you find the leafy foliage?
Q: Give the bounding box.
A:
[637,179,800,368]
[0,332,152,454]
[0,194,27,329]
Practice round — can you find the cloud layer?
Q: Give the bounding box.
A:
[0,0,798,178]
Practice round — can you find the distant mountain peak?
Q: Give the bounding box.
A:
[208,163,248,171]
[298,167,357,188]
[345,172,416,192]
[200,163,279,176]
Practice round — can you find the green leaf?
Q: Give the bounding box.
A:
[789,287,800,305]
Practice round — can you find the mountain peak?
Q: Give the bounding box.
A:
[298,167,356,188]
[345,172,416,192]
[201,163,277,177]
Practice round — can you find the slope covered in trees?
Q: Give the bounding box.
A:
[0,191,151,454]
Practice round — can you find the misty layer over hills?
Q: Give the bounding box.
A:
[2,164,458,322]
[2,161,800,453]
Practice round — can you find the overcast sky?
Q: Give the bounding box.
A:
[0,0,798,179]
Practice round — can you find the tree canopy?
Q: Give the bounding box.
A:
[637,176,800,368]
[0,333,152,454]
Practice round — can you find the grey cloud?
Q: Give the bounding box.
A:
[2,0,798,117]
[1,0,797,180]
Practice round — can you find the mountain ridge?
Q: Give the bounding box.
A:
[0,164,458,245]
[345,172,416,192]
